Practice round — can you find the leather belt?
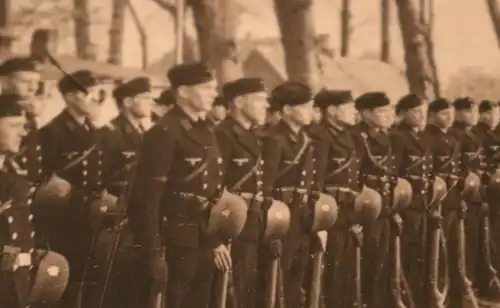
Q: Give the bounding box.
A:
[366,174,391,182]
[324,186,357,195]
[275,187,308,204]
[173,192,210,211]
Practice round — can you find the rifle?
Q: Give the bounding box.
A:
[428,204,447,308]
[307,231,327,308]
[458,201,479,308]
[391,214,406,308]
[480,202,500,294]
[264,257,279,308]
[353,232,362,308]
[214,241,232,308]
[147,217,167,308]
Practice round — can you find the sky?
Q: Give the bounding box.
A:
[10,0,500,87]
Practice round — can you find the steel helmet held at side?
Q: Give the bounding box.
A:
[207,189,248,240]
[263,199,291,241]
[352,186,382,225]
[310,192,338,232]
[392,177,413,211]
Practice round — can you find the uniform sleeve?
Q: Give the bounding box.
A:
[262,134,283,200]
[127,124,176,256]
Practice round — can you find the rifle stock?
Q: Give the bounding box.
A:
[458,206,479,308]
[307,250,324,308]
[428,204,446,308]
[392,233,406,308]
[481,203,500,293]
[215,242,232,308]
[264,259,279,308]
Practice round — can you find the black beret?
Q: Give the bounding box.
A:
[212,95,228,108]
[314,90,353,109]
[0,93,24,117]
[154,88,175,106]
[222,78,266,101]
[428,98,451,113]
[354,92,390,111]
[395,94,423,114]
[167,62,213,88]
[479,100,498,113]
[0,57,39,75]
[453,97,475,110]
[58,70,98,94]
[112,77,151,101]
[270,81,312,108]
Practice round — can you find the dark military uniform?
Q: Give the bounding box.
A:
[261,119,316,308]
[128,104,224,308]
[391,121,434,305]
[0,159,37,308]
[14,116,45,186]
[215,116,265,308]
[39,108,116,308]
[308,119,363,308]
[426,121,472,307]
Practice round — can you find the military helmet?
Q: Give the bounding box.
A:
[463,172,481,202]
[32,174,72,211]
[352,186,382,225]
[263,199,291,241]
[430,176,447,205]
[207,189,248,240]
[392,178,413,211]
[89,190,119,223]
[27,251,70,304]
[310,192,338,232]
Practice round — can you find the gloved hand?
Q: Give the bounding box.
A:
[391,213,403,236]
[268,239,282,259]
[212,244,232,272]
[428,210,442,230]
[144,255,168,294]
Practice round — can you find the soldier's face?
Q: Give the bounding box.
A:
[3,71,41,101]
[241,92,269,126]
[0,115,27,154]
[435,108,455,128]
[402,104,428,129]
[365,105,394,129]
[129,92,154,118]
[184,79,218,112]
[286,100,314,127]
[460,105,479,126]
[333,102,357,126]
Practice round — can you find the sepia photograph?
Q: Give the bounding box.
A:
[2,0,500,308]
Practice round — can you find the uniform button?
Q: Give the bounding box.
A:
[300,181,305,186]
[98,160,102,165]
[12,233,18,240]
[27,199,32,205]
[37,156,42,162]
[422,166,426,170]
[260,160,264,165]
[29,248,34,254]
[217,185,221,189]
[7,216,13,223]
[83,181,87,186]
[97,171,101,176]
[22,157,27,163]
[203,171,208,176]
[29,187,36,194]
[28,214,33,221]
[30,232,35,238]
[312,158,316,163]
[217,158,223,164]
[83,160,88,166]
[97,181,101,186]
[301,171,306,176]
[218,171,223,176]
[313,170,316,174]
[348,179,352,183]
[203,184,207,189]
[36,145,41,151]
[83,170,87,176]
[257,181,263,186]
[37,169,42,175]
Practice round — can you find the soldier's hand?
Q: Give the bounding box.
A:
[145,255,168,293]
[268,239,282,259]
[480,202,489,215]
[391,213,403,235]
[213,244,232,272]
[428,210,442,230]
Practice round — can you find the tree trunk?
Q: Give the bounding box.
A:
[486,0,500,49]
[0,0,9,27]
[421,0,440,96]
[0,0,12,53]
[127,0,148,69]
[191,0,243,84]
[273,0,319,90]
[108,0,127,65]
[381,0,390,62]
[340,0,351,57]
[73,0,92,59]
[395,0,436,100]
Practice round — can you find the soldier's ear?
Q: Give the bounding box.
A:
[123,97,133,108]
[176,85,189,100]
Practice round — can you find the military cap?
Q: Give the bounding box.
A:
[222,78,266,101]
[212,95,228,108]
[354,91,390,111]
[0,93,24,117]
[167,62,213,88]
[314,89,353,109]
[154,88,176,106]
[112,77,151,101]
[395,93,423,114]
[453,97,476,110]
[270,81,312,108]
[58,70,98,94]
[0,57,39,76]
[428,98,451,113]
[479,100,498,113]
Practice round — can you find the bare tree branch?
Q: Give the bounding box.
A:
[149,0,176,15]
[127,0,148,68]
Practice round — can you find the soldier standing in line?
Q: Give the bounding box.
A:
[152,87,175,122]
[127,62,230,308]
[391,94,435,306]
[38,70,120,308]
[0,57,46,187]
[475,100,500,287]
[452,97,500,301]
[207,95,228,129]
[306,89,365,308]
[352,92,407,308]
[0,93,69,308]
[425,98,478,307]
[214,77,269,308]
[97,76,156,308]
[260,81,322,308]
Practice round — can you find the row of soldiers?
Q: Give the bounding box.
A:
[1,54,500,308]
